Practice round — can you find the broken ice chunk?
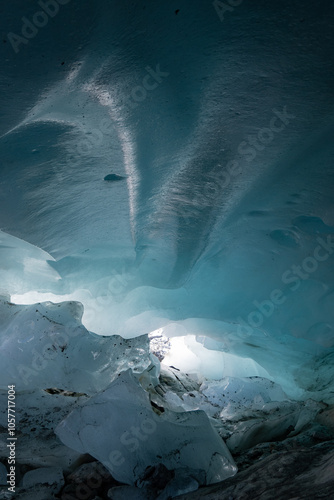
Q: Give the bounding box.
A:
[0,298,154,393]
[55,370,237,486]
[200,376,288,419]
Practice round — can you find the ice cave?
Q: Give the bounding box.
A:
[0,1,334,499]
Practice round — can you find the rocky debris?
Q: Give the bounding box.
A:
[0,388,84,469]
[108,485,149,499]
[136,463,175,491]
[1,406,334,500]
[0,486,59,500]
[108,466,200,499]
[61,460,118,499]
[5,429,333,500]
[22,466,64,491]
[0,462,7,485]
[175,440,334,500]
[66,461,112,485]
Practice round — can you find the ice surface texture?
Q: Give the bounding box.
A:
[0,0,334,434]
[0,297,155,393]
[0,297,160,475]
[55,370,237,486]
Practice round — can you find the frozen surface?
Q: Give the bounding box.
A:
[0,2,334,493]
[200,377,288,418]
[0,387,83,469]
[0,1,333,398]
[162,334,271,381]
[55,370,237,486]
[0,297,155,393]
[0,231,60,297]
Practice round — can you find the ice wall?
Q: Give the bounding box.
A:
[1,0,334,402]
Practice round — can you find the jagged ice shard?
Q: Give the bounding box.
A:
[0,0,334,498]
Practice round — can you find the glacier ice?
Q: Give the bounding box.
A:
[0,296,160,476]
[0,230,60,296]
[0,0,334,497]
[55,369,237,486]
[0,386,83,470]
[0,297,155,393]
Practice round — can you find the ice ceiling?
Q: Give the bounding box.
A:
[1,0,334,403]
